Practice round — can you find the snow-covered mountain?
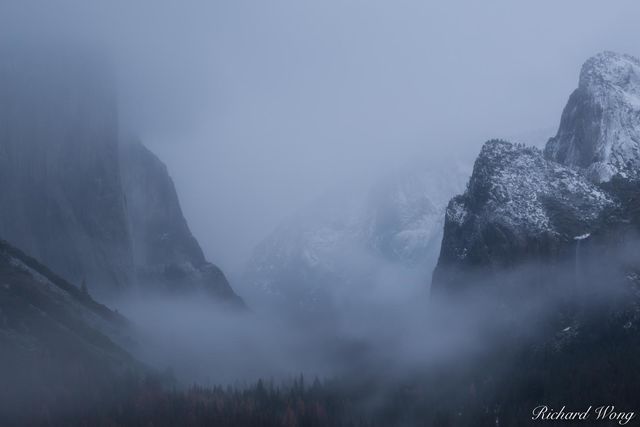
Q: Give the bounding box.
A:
[434,51,640,293]
[243,156,470,312]
[433,140,614,292]
[546,51,640,183]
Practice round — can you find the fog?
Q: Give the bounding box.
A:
[3,1,640,410]
[3,1,640,273]
[115,232,640,388]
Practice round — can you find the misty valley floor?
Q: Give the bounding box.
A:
[4,269,640,427]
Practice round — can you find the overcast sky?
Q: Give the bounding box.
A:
[3,0,640,273]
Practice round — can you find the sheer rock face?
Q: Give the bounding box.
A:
[120,140,242,303]
[0,48,242,304]
[545,51,640,183]
[432,140,614,292]
[0,50,134,290]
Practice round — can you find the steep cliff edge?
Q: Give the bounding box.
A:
[0,48,134,291]
[120,139,242,303]
[0,47,242,304]
[546,51,640,183]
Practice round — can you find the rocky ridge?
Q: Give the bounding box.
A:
[434,51,640,293]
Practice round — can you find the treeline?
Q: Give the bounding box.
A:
[48,375,373,427]
[7,318,640,427]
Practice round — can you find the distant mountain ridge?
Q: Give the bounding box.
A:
[243,156,470,312]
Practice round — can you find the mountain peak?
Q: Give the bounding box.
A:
[579,51,640,91]
[545,51,640,182]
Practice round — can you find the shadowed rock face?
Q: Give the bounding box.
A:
[120,139,242,303]
[0,49,134,291]
[0,47,242,305]
[546,51,640,183]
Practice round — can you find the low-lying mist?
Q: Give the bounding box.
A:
[114,232,640,389]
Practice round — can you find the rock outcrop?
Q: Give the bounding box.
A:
[433,140,614,292]
[546,51,640,183]
[434,51,640,294]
